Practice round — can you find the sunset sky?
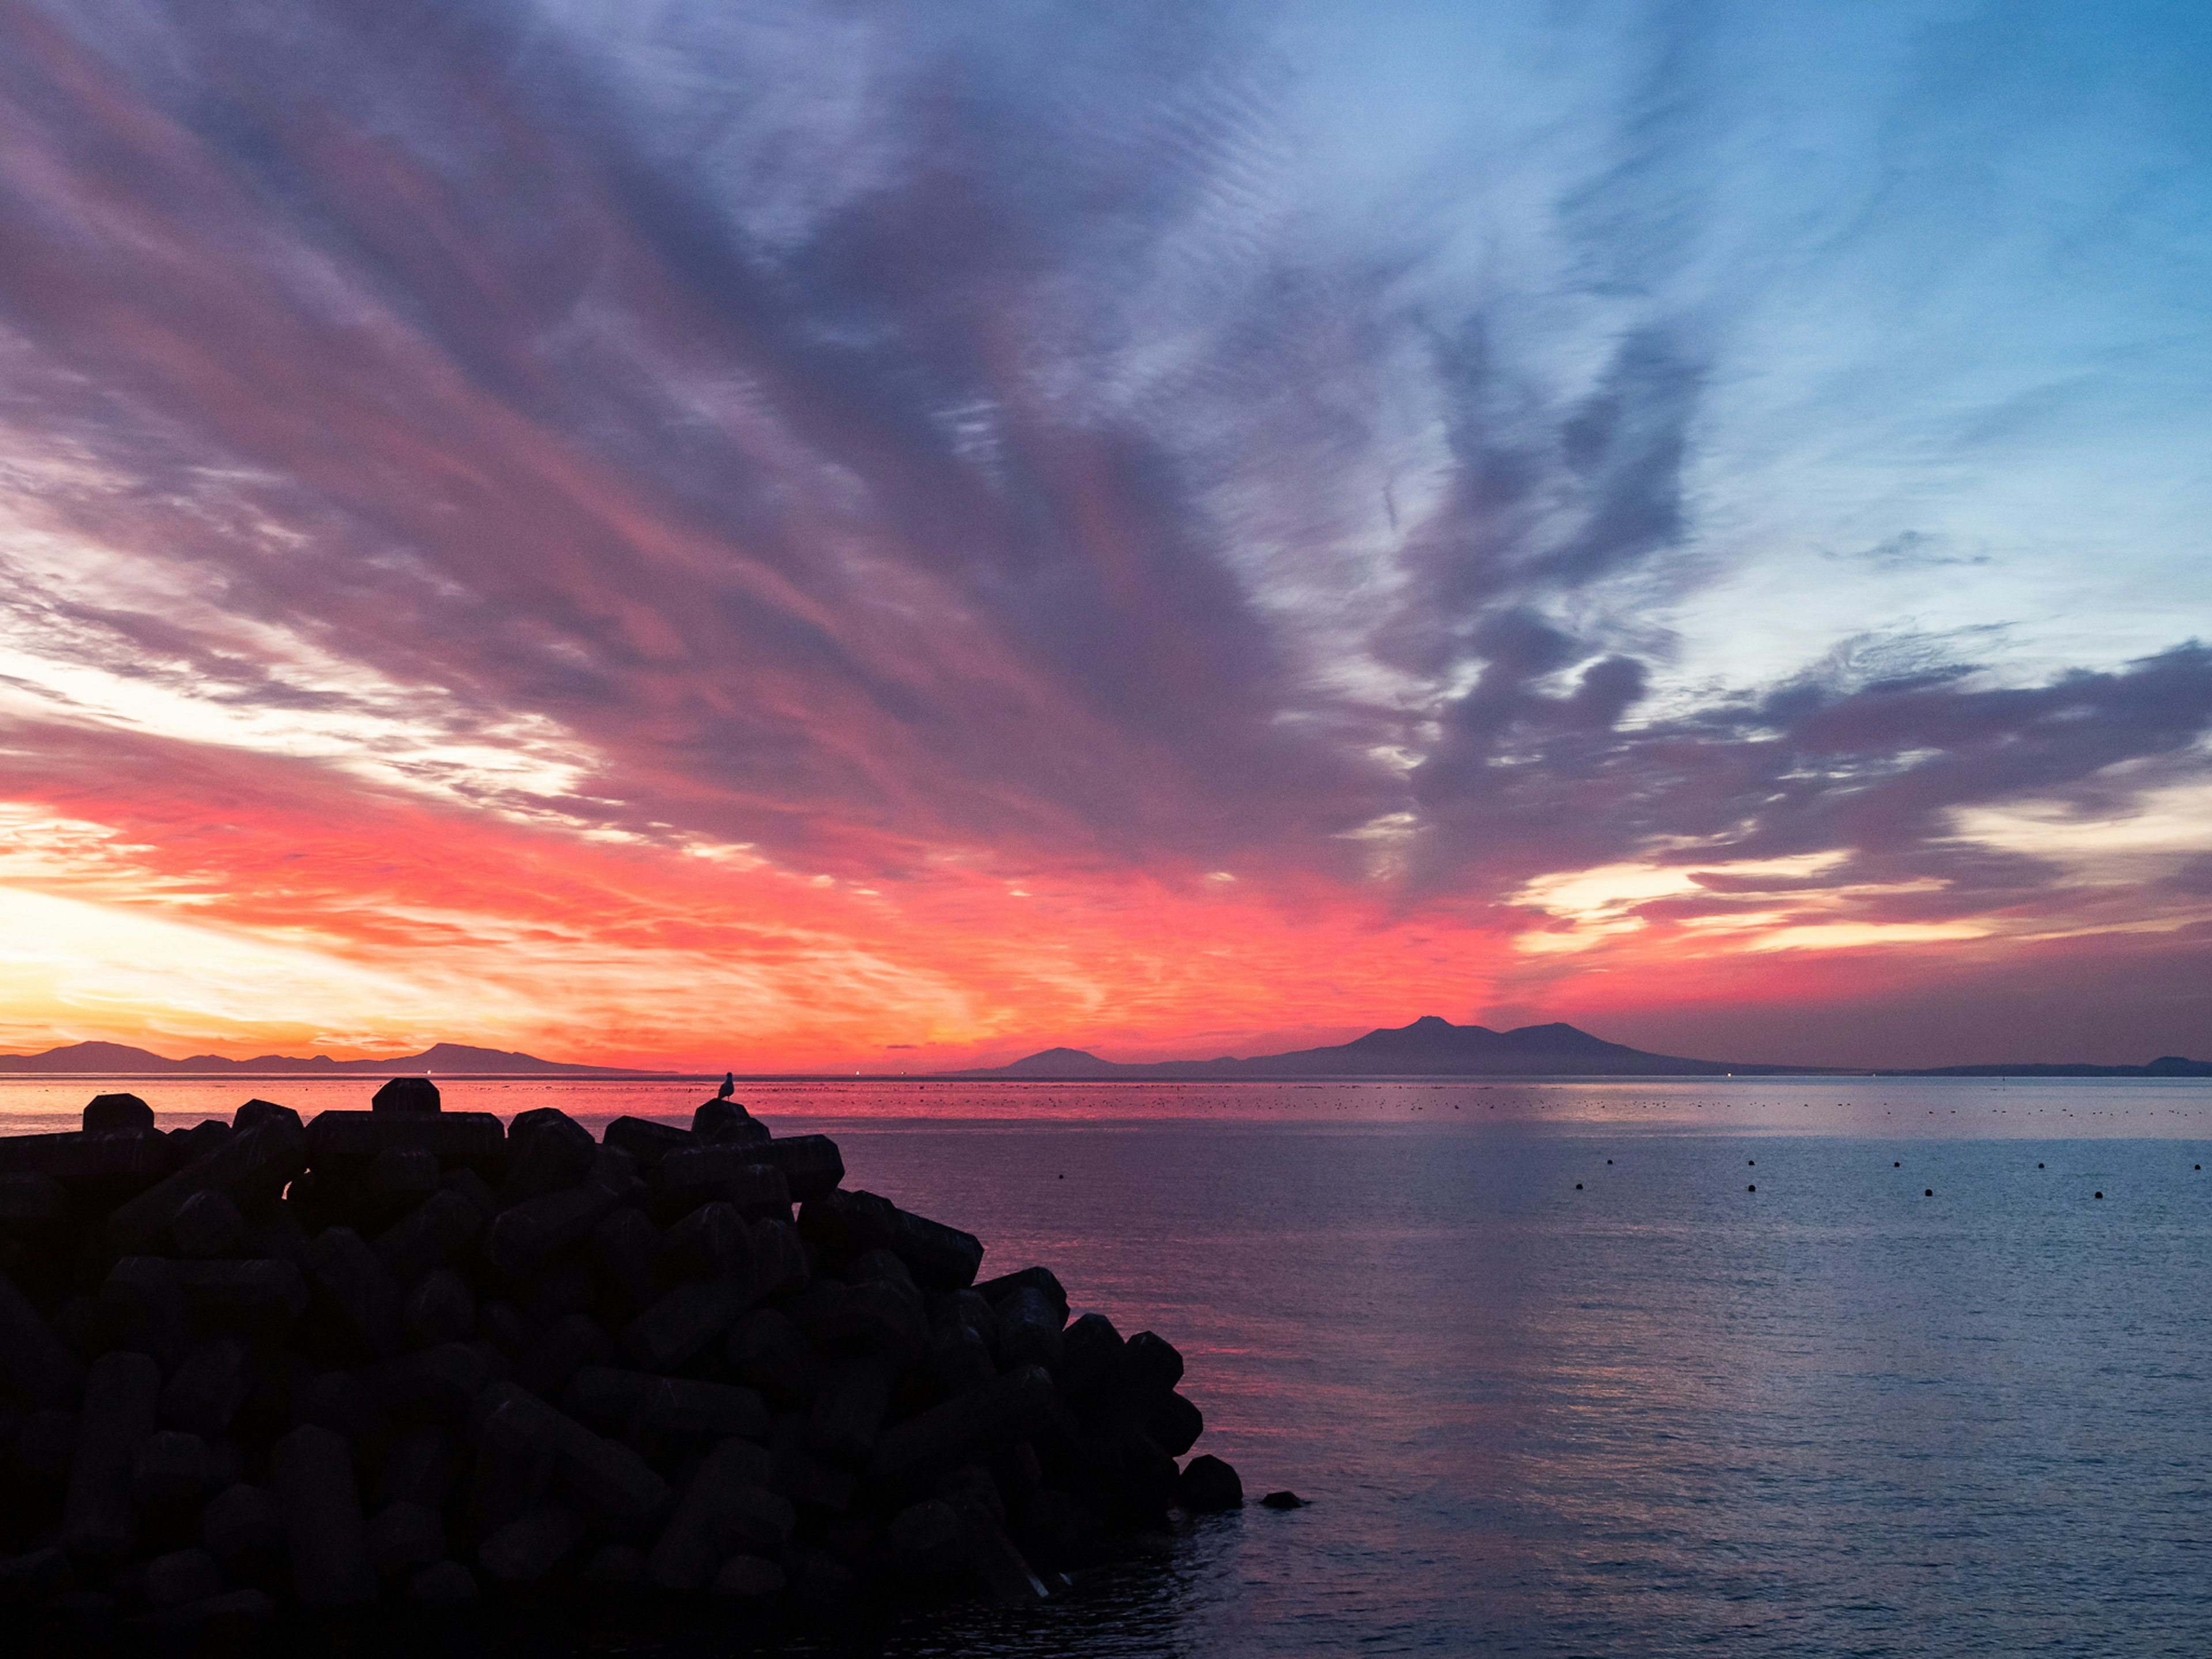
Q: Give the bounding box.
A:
[2,0,2208,1071]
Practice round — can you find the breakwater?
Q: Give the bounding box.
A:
[0,1081,1241,1632]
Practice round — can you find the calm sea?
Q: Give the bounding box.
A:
[6,1075,2209,1657]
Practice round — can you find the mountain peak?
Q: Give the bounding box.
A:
[1347,1017,1503,1049]
[411,1043,549,1065]
[992,1047,1121,1076]
[5,1040,168,1065]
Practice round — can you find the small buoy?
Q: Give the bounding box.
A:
[1747,1183,1756,1192]
[1893,1161,1901,1168]
[2038,1163,2044,1169]
[1748,1159,1755,1166]
[2094,1191,2103,1199]
[1924,1189,1933,1197]
[1575,1183,1583,1190]
[1606,1158,1613,1164]
[1058,1173,1064,1180]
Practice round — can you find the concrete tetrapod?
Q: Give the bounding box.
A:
[0,1084,1245,1632]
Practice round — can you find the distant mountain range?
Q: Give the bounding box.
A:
[0,1041,666,1076]
[3,1023,2204,1081]
[955,1016,2212,1080]
[956,1016,1817,1078]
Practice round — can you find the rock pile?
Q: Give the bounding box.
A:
[0,1082,1241,1631]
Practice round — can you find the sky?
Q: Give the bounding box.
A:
[1,0,2208,1071]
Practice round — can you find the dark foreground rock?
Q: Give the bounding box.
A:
[0,1085,1238,1634]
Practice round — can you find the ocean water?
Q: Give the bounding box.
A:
[6,1076,2210,1656]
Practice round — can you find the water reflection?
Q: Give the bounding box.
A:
[2,1081,2207,1654]
[2,1073,2210,1137]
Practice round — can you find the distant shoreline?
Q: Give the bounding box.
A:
[3,1016,2205,1083]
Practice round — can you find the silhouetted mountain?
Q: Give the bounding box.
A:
[0,1040,665,1075]
[986,1047,1130,1077]
[0,1041,198,1074]
[957,1016,1824,1078]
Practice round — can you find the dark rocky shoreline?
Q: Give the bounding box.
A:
[0,1080,1242,1639]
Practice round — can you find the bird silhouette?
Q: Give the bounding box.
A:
[716,1072,734,1100]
